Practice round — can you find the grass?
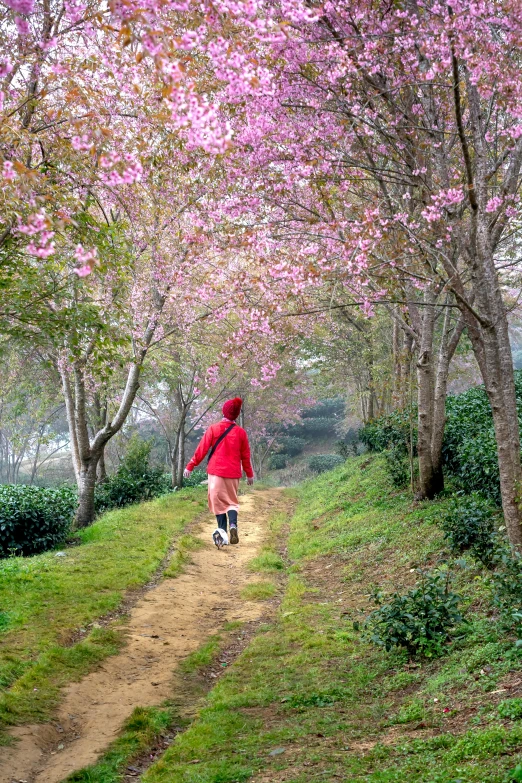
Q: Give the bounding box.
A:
[164,532,205,578]
[180,635,223,674]
[0,488,206,735]
[63,705,175,783]
[241,582,277,600]
[137,456,522,783]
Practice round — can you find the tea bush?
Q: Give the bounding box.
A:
[359,570,463,658]
[94,438,169,513]
[490,545,522,639]
[360,371,522,502]
[0,484,77,557]
[269,454,287,470]
[277,436,306,456]
[384,444,410,488]
[308,454,344,474]
[440,493,498,567]
[182,468,206,487]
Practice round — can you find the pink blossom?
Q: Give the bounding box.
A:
[2,161,15,181]
[14,16,30,34]
[486,196,503,212]
[5,0,34,14]
[0,60,13,78]
[73,265,92,277]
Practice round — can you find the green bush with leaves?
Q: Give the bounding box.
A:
[182,468,206,487]
[490,545,522,639]
[0,484,77,557]
[360,371,522,503]
[498,698,522,721]
[358,570,463,658]
[269,454,287,470]
[440,493,498,567]
[308,454,344,474]
[94,438,169,514]
[277,436,306,456]
[291,417,339,437]
[384,444,410,488]
[360,408,416,454]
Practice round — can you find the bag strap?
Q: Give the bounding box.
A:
[207,423,236,464]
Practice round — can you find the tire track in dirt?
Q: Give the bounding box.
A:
[1,488,286,783]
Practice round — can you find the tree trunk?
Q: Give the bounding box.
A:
[464,272,522,549]
[97,446,107,483]
[175,418,186,489]
[76,454,100,529]
[415,292,444,499]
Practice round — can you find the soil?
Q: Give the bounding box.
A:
[1,488,286,783]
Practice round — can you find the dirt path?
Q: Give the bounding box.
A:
[1,488,285,783]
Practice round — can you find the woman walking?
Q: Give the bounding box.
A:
[183,397,254,548]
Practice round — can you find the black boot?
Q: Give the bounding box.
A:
[228,509,239,545]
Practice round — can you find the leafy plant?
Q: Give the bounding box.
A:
[0,484,76,558]
[506,763,522,782]
[277,436,306,457]
[269,454,287,470]
[182,468,206,488]
[308,454,344,474]
[358,371,522,502]
[498,698,522,721]
[384,444,410,488]
[94,437,169,513]
[490,545,522,638]
[440,493,498,567]
[358,570,463,658]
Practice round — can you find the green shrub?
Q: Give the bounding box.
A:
[360,408,416,454]
[277,436,306,456]
[357,372,522,503]
[291,417,339,437]
[490,545,522,638]
[384,444,410,488]
[0,484,76,557]
[308,454,344,474]
[358,570,463,658]
[301,397,345,419]
[95,438,169,514]
[440,493,498,567]
[498,698,522,721]
[182,468,206,487]
[269,454,287,470]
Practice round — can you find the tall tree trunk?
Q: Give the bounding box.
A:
[97,446,107,483]
[415,292,443,499]
[76,454,101,529]
[431,310,466,484]
[462,239,522,549]
[175,418,186,489]
[170,427,181,488]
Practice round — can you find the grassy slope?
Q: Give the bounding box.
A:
[0,488,206,735]
[139,457,522,783]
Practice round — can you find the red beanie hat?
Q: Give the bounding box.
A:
[222,397,242,421]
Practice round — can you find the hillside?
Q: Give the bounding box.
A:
[8,456,517,782]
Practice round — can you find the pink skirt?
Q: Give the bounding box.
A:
[207,474,240,515]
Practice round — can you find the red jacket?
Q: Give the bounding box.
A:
[186,420,254,479]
